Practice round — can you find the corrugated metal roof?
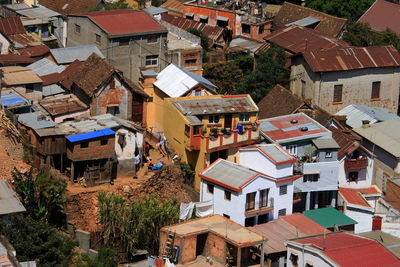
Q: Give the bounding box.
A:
[42,84,66,97]
[79,10,166,37]
[50,45,105,64]
[4,3,30,10]
[1,66,43,86]
[40,94,88,116]
[18,111,56,129]
[229,37,264,53]
[0,180,26,215]
[302,46,400,72]
[359,231,400,258]
[16,5,61,18]
[35,127,64,137]
[358,0,400,35]
[66,128,115,142]
[312,138,340,149]
[154,63,217,97]
[303,207,357,228]
[201,159,268,192]
[143,6,168,16]
[286,16,320,27]
[0,93,28,107]
[353,120,400,157]
[17,45,50,57]
[0,54,35,65]
[171,95,258,116]
[27,58,65,76]
[335,104,400,129]
[0,17,26,36]
[241,144,296,164]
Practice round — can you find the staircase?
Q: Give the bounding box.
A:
[162,232,175,259]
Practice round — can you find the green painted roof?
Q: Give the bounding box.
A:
[303,207,357,228]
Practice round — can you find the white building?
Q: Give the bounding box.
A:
[199,144,300,227]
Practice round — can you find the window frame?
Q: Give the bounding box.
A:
[245,192,256,210]
[145,55,159,66]
[325,151,332,158]
[207,183,214,194]
[239,113,250,122]
[303,173,320,182]
[278,208,287,216]
[95,33,101,43]
[119,37,130,46]
[184,124,190,137]
[224,190,231,201]
[279,185,287,195]
[100,139,108,146]
[371,81,381,99]
[209,114,220,124]
[259,188,269,207]
[75,24,80,33]
[333,84,343,103]
[285,144,297,156]
[147,34,158,44]
[242,24,251,34]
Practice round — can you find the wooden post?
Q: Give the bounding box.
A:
[237,247,242,267]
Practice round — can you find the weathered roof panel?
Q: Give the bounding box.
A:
[16,5,61,18]
[358,0,400,35]
[18,111,56,129]
[27,58,65,76]
[303,207,357,228]
[0,180,26,215]
[66,128,115,142]
[50,45,105,64]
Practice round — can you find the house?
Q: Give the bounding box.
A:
[338,186,382,233]
[0,16,41,50]
[273,2,347,37]
[39,94,89,123]
[257,84,332,126]
[330,123,375,187]
[49,45,105,65]
[359,231,400,259]
[0,90,31,123]
[353,120,400,193]
[19,16,57,45]
[183,0,272,41]
[290,46,400,115]
[159,215,265,267]
[260,113,339,212]
[160,13,224,46]
[142,63,217,133]
[199,144,299,226]
[0,180,26,216]
[335,104,400,129]
[163,94,259,190]
[250,213,329,267]
[302,207,357,232]
[358,0,400,35]
[38,0,101,16]
[285,232,400,267]
[0,66,43,102]
[67,10,168,82]
[68,53,149,122]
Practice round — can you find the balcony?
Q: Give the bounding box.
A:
[189,134,201,150]
[245,198,274,216]
[345,158,368,171]
[208,126,259,151]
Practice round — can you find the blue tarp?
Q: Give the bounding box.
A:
[66,128,115,143]
[0,93,27,107]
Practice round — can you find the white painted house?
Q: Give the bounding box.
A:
[199,144,300,227]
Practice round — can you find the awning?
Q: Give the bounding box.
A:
[303,170,320,175]
[217,16,229,22]
[185,12,194,17]
[199,15,208,19]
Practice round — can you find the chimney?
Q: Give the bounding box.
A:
[249,2,255,16]
[362,120,371,128]
[372,216,382,231]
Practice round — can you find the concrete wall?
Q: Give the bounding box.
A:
[295,161,339,192]
[290,57,400,114]
[286,246,334,267]
[338,153,374,188]
[207,233,226,264]
[344,206,373,233]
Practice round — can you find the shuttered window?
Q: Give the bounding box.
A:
[333,84,343,102]
[371,81,381,99]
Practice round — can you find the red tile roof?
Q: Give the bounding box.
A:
[17,45,50,57]
[329,125,370,159]
[302,46,400,73]
[260,113,328,143]
[280,213,329,236]
[81,10,166,37]
[339,187,372,207]
[265,25,349,54]
[293,232,400,267]
[358,0,400,35]
[0,54,35,65]
[38,0,101,16]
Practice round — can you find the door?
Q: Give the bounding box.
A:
[196,233,208,256]
[224,114,232,129]
[132,93,144,123]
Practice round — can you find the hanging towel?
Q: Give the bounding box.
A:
[195,200,214,217]
[179,202,195,220]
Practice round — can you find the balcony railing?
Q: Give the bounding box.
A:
[245,198,274,213]
[345,158,368,170]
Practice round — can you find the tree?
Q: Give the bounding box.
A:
[12,168,67,224]
[92,1,131,11]
[203,61,244,95]
[306,0,374,22]
[237,44,290,103]
[0,214,76,267]
[343,23,400,51]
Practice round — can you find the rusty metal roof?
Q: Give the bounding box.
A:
[301,46,400,72]
[171,95,258,116]
[0,17,25,36]
[39,94,88,117]
[358,0,400,35]
[0,180,26,215]
[265,25,349,54]
[160,13,223,42]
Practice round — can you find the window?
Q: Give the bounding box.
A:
[100,139,108,146]
[278,208,286,216]
[209,115,220,124]
[290,253,298,266]
[279,185,287,195]
[371,81,381,99]
[303,173,320,182]
[333,84,343,102]
[301,80,306,98]
[349,171,358,182]
[245,192,256,210]
[200,17,208,24]
[207,183,214,194]
[184,58,197,66]
[223,214,230,219]
[326,151,332,158]
[95,34,101,43]
[25,84,34,93]
[107,106,120,115]
[147,34,158,43]
[239,113,250,122]
[186,14,194,20]
[217,19,228,28]
[242,24,250,34]
[285,144,297,155]
[259,189,269,207]
[119,38,130,46]
[224,190,231,201]
[145,55,158,66]
[184,125,190,136]
[75,24,80,33]
[80,142,88,148]
[258,25,264,34]
[194,89,202,96]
